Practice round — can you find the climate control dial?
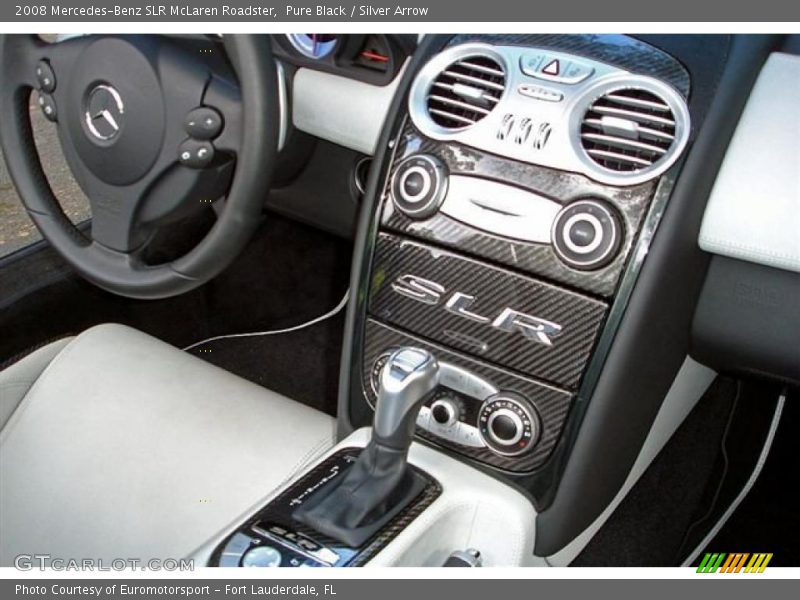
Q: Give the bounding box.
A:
[430,394,461,427]
[391,154,448,219]
[478,392,540,456]
[551,199,622,270]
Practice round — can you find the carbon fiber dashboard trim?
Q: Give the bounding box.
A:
[381,121,657,298]
[448,34,691,97]
[370,233,607,390]
[362,319,572,473]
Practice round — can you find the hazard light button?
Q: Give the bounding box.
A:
[519,53,595,84]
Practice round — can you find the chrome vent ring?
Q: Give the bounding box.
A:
[426,55,505,129]
[409,43,508,137]
[571,76,690,184]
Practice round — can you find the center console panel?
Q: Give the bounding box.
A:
[343,33,695,508]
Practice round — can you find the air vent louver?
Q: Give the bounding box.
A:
[580,88,677,172]
[426,55,506,129]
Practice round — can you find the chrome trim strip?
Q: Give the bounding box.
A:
[275,60,288,152]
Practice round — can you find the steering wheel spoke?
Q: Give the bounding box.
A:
[87,184,152,252]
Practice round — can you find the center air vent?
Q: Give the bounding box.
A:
[580,87,680,173]
[425,55,506,129]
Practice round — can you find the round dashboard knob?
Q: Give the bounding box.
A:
[552,199,622,270]
[241,544,282,568]
[478,392,540,457]
[487,409,524,446]
[391,154,448,219]
[430,396,460,427]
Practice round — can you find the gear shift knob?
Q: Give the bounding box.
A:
[373,348,440,451]
[292,346,439,547]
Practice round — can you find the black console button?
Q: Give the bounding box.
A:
[552,199,622,270]
[431,404,449,424]
[567,217,598,248]
[403,170,427,198]
[490,413,519,442]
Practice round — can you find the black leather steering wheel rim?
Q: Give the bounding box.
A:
[0,35,279,299]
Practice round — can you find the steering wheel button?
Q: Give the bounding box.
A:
[38,94,57,122]
[179,139,215,169]
[184,107,223,140]
[35,60,56,93]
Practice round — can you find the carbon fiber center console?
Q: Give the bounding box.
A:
[348,34,691,487]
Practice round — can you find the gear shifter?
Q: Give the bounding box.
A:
[293,347,439,547]
[372,347,440,450]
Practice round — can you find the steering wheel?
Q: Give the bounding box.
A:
[0,35,279,299]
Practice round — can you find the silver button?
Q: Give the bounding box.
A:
[519,53,548,77]
[518,84,564,103]
[456,423,486,448]
[560,61,595,84]
[241,545,282,568]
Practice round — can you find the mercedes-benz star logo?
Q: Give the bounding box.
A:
[84,84,125,142]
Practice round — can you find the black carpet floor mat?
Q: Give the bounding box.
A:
[694,388,799,566]
[573,377,787,566]
[1,211,353,416]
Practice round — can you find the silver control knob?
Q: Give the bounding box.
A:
[241,545,282,567]
[478,392,540,457]
[391,154,448,219]
[551,199,622,270]
[430,396,459,427]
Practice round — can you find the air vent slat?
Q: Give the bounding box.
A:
[428,108,478,126]
[580,87,681,174]
[425,54,506,130]
[589,105,676,127]
[584,118,676,142]
[586,148,654,167]
[455,60,505,78]
[428,94,492,115]
[580,133,668,155]
[442,70,506,91]
[603,93,671,112]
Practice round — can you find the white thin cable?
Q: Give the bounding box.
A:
[182,289,350,352]
[681,391,786,567]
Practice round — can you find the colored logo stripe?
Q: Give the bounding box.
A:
[745,553,773,573]
[697,553,726,573]
[697,552,773,573]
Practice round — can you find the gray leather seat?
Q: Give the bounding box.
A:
[0,324,336,566]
